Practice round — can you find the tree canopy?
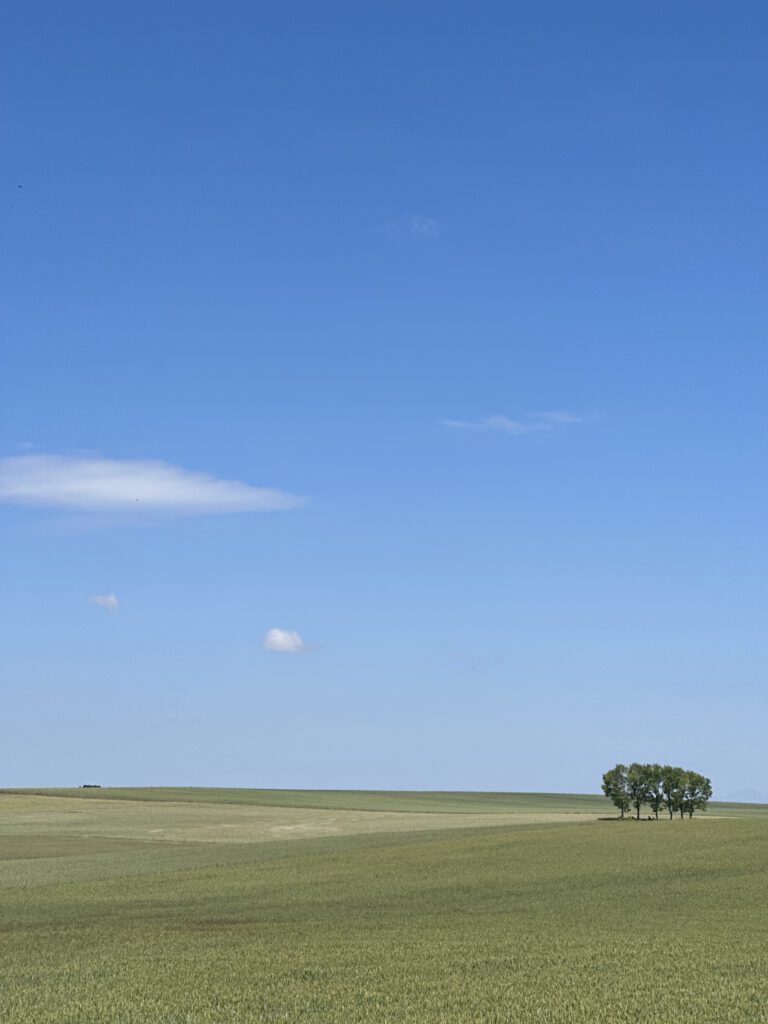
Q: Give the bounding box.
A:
[602,764,712,819]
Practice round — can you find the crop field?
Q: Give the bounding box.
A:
[1,790,767,1023]
[1,787,616,813]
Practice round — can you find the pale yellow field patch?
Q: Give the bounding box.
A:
[0,794,599,845]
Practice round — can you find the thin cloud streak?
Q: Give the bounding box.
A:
[89,594,119,612]
[442,411,581,435]
[0,454,304,516]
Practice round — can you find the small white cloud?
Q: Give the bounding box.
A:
[263,628,305,653]
[442,411,581,435]
[0,454,304,517]
[89,594,119,613]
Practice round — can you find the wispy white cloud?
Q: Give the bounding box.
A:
[89,593,119,613]
[0,454,304,516]
[263,628,305,653]
[442,411,581,435]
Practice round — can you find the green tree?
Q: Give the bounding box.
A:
[682,771,713,818]
[602,764,631,819]
[626,762,652,820]
[661,765,685,820]
[645,763,665,820]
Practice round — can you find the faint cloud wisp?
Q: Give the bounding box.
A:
[89,594,119,613]
[408,215,439,236]
[380,214,440,237]
[442,411,582,435]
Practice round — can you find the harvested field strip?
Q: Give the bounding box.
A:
[0,794,600,846]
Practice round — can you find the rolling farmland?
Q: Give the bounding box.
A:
[1,789,766,1023]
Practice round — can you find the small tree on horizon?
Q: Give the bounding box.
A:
[602,764,631,818]
[681,771,713,818]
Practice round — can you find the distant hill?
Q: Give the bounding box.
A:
[722,788,768,804]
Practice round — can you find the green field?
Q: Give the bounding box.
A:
[1,789,766,1023]
[0,786,615,813]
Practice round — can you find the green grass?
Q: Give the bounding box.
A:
[1,790,766,1023]
[0,786,617,813]
[0,792,603,851]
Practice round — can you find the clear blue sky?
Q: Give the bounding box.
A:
[2,2,766,796]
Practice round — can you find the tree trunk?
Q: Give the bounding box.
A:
[636,804,640,820]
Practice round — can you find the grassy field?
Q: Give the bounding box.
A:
[1,789,766,1023]
[1,787,615,813]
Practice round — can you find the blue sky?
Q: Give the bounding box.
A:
[1,2,766,796]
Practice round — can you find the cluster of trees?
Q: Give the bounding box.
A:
[602,763,713,820]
